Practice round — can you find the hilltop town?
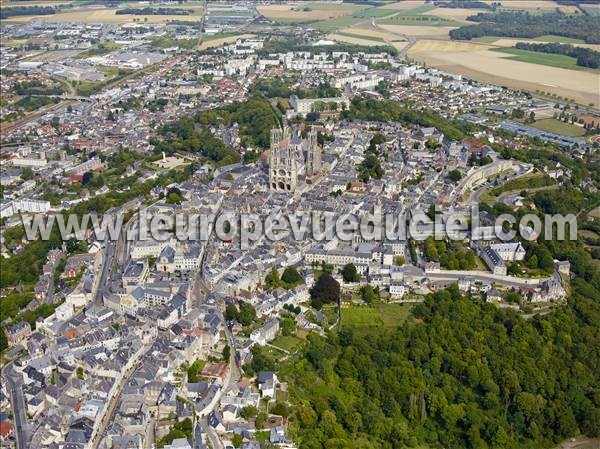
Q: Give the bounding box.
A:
[1,2,599,449]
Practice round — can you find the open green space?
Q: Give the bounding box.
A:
[400,4,436,15]
[340,303,412,330]
[352,7,397,18]
[380,14,462,27]
[271,17,317,24]
[312,16,363,32]
[271,335,304,352]
[492,46,597,72]
[201,31,238,42]
[529,118,587,137]
[336,31,385,42]
[474,34,586,44]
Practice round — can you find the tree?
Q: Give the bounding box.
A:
[264,267,281,289]
[76,366,84,380]
[166,187,183,204]
[448,169,462,183]
[309,273,340,310]
[222,344,231,361]
[238,302,256,326]
[81,171,93,185]
[256,411,268,429]
[240,405,257,419]
[394,256,405,266]
[232,433,243,448]
[271,401,290,418]
[528,254,538,269]
[225,304,238,322]
[280,317,296,336]
[359,285,378,304]
[21,167,33,180]
[281,266,303,288]
[341,263,360,283]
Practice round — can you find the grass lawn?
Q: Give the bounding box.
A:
[380,14,462,27]
[336,31,385,42]
[400,5,436,15]
[352,7,397,18]
[313,16,363,32]
[271,335,304,352]
[271,17,317,24]
[529,118,586,137]
[492,47,597,72]
[341,303,412,330]
[490,171,556,196]
[202,32,237,42]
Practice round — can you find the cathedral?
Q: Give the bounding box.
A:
[269,126,321,192]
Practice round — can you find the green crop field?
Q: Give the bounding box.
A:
[352,7,397,18]
[400,4,436,15]
[492,47,597,72]
[380,14,462,27]
[336,31,385,42]
[313,16,363,32]
[474,34,586,44]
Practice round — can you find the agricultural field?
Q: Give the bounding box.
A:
[473,35,586,45]
[257,3,362,21]
[393,4,436,15]
[408,39,599,106]
[482,0,559,9]
[336,31,385,43]
[312,16,363,32]
[581,4,600,16]
[328,33,383,47]
[384,1,427,10]
[426,7,486,22]
[380,14,463,27]
[352,7,397,18]
[491,47,598,73]
[380,24,456,38]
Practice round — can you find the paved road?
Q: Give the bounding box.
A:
[427,270,551,288]
[89,338,155,449]
[2,362,30,449]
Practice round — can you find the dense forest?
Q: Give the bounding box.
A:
[344,97,479,141]
[450,12,600,44]
[434,1,495,9]
[285,281,600,449]
[151,95,282,159]
[0,6,56,19]
[514,42,600,69]
[251,78,342,100]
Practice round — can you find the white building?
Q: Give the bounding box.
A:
[250,319,279,346]
[490,242,526,261]
[289,94,349,115]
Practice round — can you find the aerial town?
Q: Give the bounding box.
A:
[1,1,599,449]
